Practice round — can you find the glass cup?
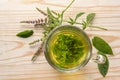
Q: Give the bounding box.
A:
[44,25,105,72]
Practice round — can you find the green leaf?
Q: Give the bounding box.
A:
[86,13,96,24]
[16,30,33,38]
[47,7,61,31]
[92,36,113,55]
[75,12,85,21]
[67,17,74,25]
[36,7,47,16]
[69,17,74,22]
[51,10,58,15]
[67,21,73,25]
[81,20,87,30]
[57,13,61,18]
[98,54,109,77]
[51,10,61,18]
[47,8,56,19]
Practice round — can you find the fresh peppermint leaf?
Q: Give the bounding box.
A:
[86,13,96,24]
[98,53,109,77]
[92,36,113,55]
[16,30,33,38]
[75,12,85,21]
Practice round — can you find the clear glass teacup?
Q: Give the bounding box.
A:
[44,25,105,72]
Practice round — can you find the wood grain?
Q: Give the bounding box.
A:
[0,0,120,80]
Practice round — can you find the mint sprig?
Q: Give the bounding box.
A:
[67,13,107,30]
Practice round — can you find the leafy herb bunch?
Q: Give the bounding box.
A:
[17,0,113,77]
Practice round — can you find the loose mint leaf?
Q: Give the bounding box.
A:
[86,13,96,24]
[92,36,113,55]
[75,12,85,21]
[98,54,109,77]
[16,30,33,38]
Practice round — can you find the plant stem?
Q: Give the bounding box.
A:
[36,7,48,16]
[31,41,44,62]
[29,39,40,45]
[60,0,75,24]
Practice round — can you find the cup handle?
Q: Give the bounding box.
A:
[92,54,106,64]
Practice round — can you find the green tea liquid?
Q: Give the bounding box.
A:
[49,31,90,69]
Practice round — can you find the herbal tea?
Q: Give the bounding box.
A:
[51,34,89,68]
[45,25,91,71]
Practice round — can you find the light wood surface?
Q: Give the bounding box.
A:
[0,0,120,80]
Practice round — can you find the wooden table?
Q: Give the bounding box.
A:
[0,0,120,80]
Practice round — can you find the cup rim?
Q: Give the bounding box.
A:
[44,25,92,72]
